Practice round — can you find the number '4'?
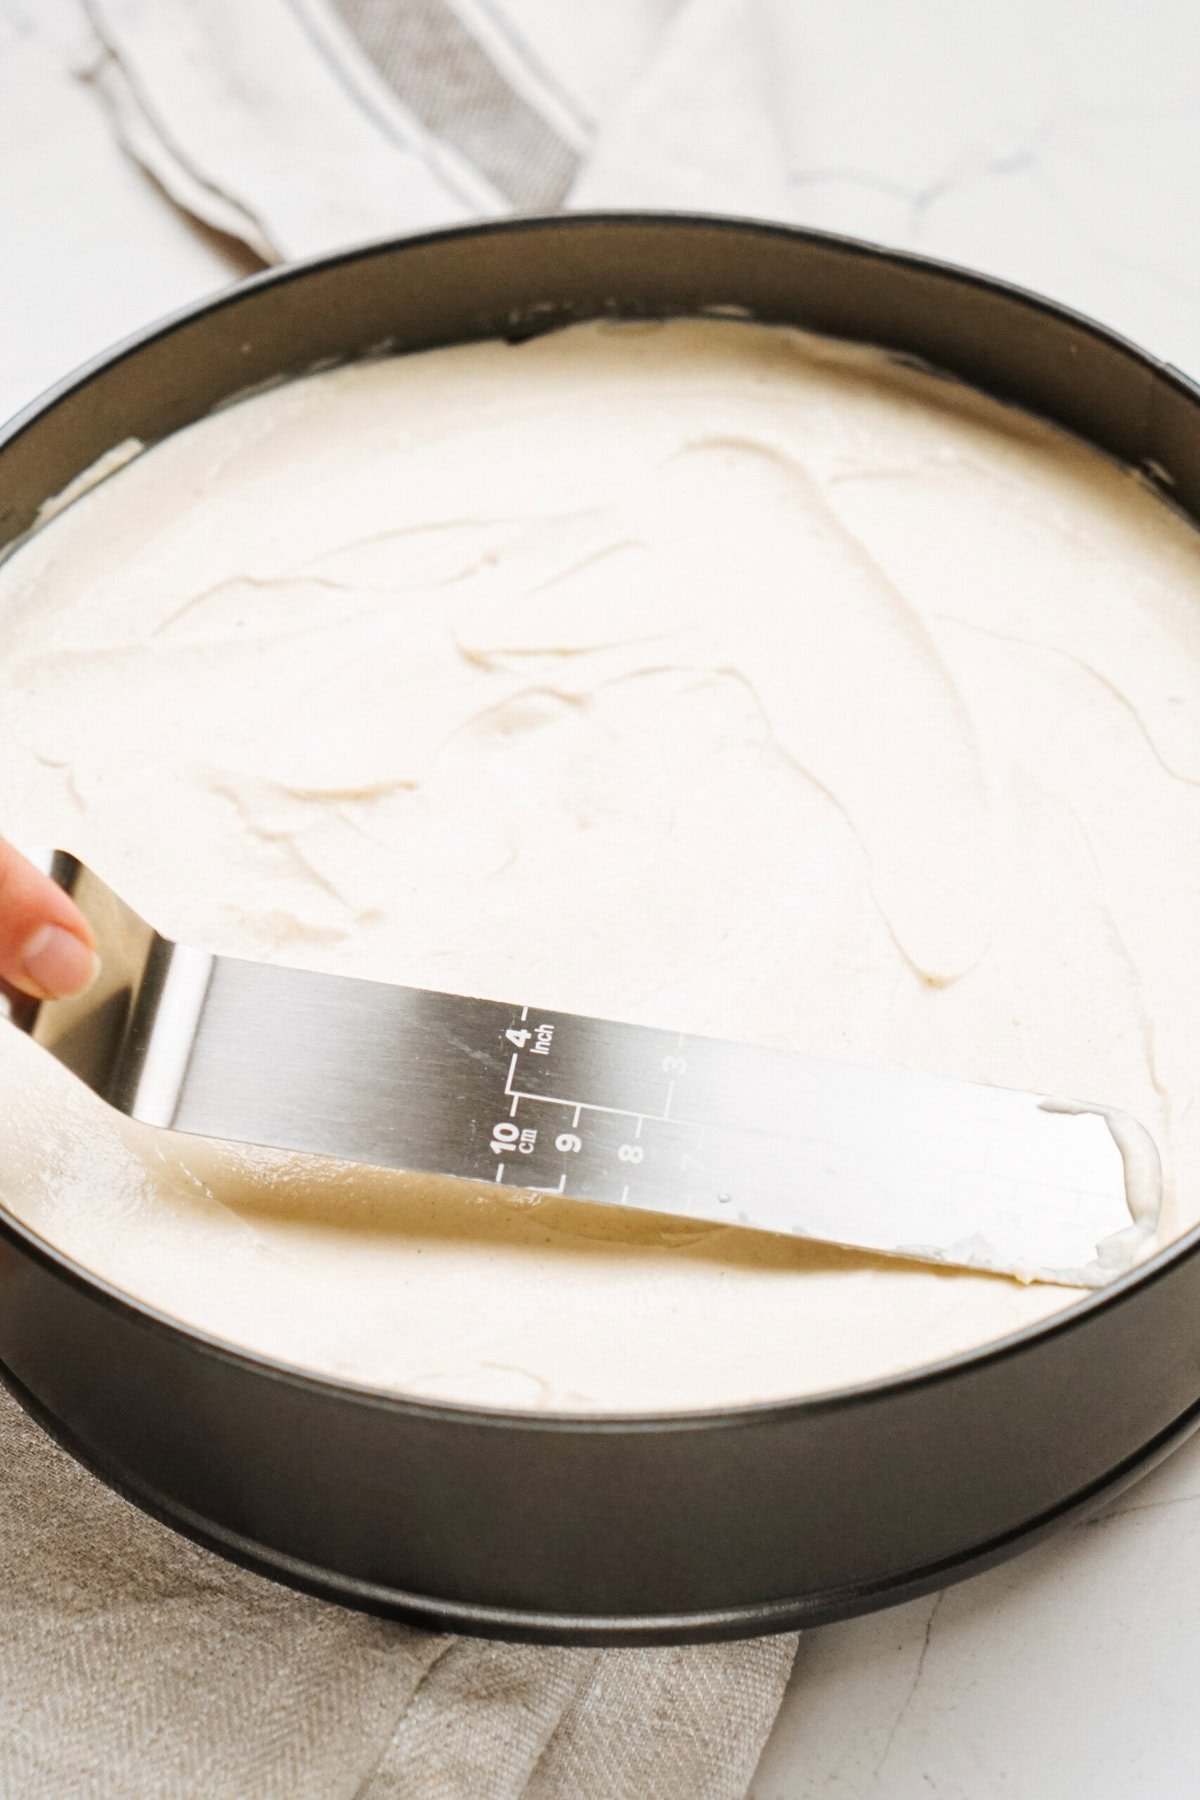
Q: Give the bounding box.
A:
[506,1028,531,1049]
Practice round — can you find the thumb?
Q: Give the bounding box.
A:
[0,840,99,999]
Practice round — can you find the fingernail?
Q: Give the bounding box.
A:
[20,925,101,999]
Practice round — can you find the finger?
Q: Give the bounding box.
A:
[0,841,99,999]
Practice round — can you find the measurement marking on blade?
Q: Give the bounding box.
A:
[510,1093,654,1120]
[635,1116,644,1138]
[621,1184,629,1203]
[494,1164,505,1183]
[520,1006,528,1021]
[509,1095,520,1117]
[530,1173,568,1194]
[509,1091,682,1127]
[664,1080,675,1119]
[504,1052,518,1095]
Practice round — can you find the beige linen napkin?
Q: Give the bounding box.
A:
[1,4,798,1794]
[0,1387,793,1797]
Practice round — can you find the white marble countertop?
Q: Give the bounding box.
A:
[3,3,1200,1795]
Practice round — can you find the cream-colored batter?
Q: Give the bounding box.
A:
[1,317,1198,1412]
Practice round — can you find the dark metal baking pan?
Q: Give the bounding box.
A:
[2,215,1200,1646]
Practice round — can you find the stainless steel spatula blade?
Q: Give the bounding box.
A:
[2,852,1161,1287]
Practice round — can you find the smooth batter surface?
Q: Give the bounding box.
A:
[1,318,1198,1411]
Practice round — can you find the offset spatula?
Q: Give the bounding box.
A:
[1,852,1161,1287]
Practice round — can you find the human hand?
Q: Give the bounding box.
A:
[0,840,99,999]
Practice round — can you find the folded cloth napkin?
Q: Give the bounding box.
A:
[0,2,798,1795]
[80,0,799,255]
[0,1388,793,1797]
